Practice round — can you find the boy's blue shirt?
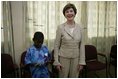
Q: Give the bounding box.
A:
[25,44,50,78]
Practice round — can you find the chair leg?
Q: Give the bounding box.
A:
[108,63,117,78]
[106,66,108,77]
[80,68,85,78]
[84,67,87,78]
[109,64,113,77]
[115,67,117,78]
[108,58,112,77]
[82,69,85,78]
[106,64,108,77]
[94,72,99,78]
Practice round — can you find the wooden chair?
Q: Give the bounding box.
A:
[1,53,19,78]
[20,51,32,78]
[108,45,117,77]
[50,50,59,78]
[84,45,108,77]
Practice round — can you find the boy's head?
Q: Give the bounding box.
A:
[33,31,44,48]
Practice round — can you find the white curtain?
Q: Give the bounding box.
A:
[23,1,82,51]
[24,1,59,50]
[1,1,116,67]
[1,1,117,63]
[2,1,15,62]
[23,1,117,54]
[87,1,117,53]
[1,1,117,64]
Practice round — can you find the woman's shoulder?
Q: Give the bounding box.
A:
[57,22,68,32]
[57,23,65,29]
[75,23,84,30]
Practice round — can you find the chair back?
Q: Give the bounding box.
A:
[1,53,15,77]
[50,50,59,78]
[110,45,117,59]
[51,50,54,62]
[20,51,32,78]
[20,51,27,66]
[85,45,98,61]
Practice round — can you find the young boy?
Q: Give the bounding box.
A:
[25,31,50,78]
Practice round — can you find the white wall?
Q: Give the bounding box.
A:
[11,1,25,65]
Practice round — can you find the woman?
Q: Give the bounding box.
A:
[53,3,86,78]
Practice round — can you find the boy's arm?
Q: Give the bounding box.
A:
[25,49,31,65]
[25,49,37,66]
